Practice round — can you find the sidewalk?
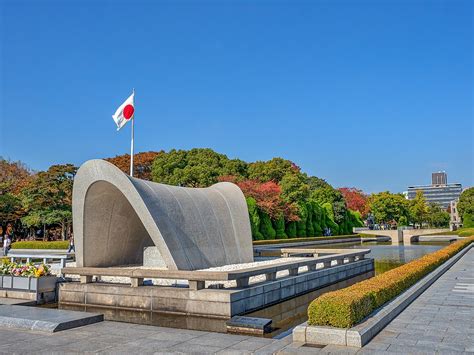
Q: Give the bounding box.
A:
[0,248,472,354]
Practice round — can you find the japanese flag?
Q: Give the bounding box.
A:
[112,92,135,131]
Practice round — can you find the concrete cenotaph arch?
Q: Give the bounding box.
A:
[72,159,253,270]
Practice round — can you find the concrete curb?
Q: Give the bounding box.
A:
[293,243,473,347]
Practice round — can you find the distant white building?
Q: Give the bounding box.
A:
[407,172,462,209]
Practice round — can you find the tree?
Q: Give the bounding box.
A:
[105,151,162,180]
[248,158,298,183]
[338,187,369,216]
[457,187,474,224]
[246,197,264,240]
[0,158,32,195]
[462,213,474,228]
[368,192,409,224]
[273,216,287,239]
[426,203,450,228]
[307,176,332,191]
[311,186,347,224]
[20,164,77,240]
[409,191,428,227]
[280,172,310,204]
[151,148,247,187]
[219,177,299,221]
[259,211,276,239]
[0,193,24,232]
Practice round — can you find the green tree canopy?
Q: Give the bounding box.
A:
[426,203,450,228]
[310,186,347,224]
[409,191,428,227]
[151,148,248,187]
[368,191,409,224]
[0,193,23,228]
[457,187,474,217]
[20,164,77,239]
[247,158,297,183]
[280,172,310,204]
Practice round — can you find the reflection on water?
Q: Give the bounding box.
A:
[313,241,450,274]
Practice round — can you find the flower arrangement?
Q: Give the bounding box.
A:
[0,259,50,278]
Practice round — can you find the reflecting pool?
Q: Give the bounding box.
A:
[313,241,452,274]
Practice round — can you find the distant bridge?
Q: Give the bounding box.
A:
[354,228,449,245]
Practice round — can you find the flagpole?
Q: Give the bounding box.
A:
[130,88,135,177]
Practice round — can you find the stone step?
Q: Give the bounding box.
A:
[0,305,103,332]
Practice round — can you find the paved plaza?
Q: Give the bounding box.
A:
[1,248,473,354]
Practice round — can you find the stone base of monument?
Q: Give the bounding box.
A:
[58,258,374,327]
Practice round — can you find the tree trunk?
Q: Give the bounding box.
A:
[43,224,47,241]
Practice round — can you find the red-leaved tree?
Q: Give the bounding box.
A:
[219,176,299,221]
[338,187,369,216]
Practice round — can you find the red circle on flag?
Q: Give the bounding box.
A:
[123,104,134,120]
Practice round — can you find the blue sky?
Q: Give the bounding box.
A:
[1,0,472,193]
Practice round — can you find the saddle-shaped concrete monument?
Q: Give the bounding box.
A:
[73,159,253,270]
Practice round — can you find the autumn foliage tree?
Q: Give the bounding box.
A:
[338,187,369,216]
[0,158,33,233]
[218,176,299,221]
[0,158,32,195]
[21,164,77,240]
[105,151,163,180]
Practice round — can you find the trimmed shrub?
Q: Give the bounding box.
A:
[311,202,323,236]
[306,203,315,237]
[11,241,69,250]
[296,203,308,237]
[463,213,474,228]
[285,221,297,238]
[246,197,264,240]
[308,236,474,328]
[259,212,276,240]
[274,216,287,239]
[322,202,334,222]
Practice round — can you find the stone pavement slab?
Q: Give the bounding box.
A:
[0,304,103,332]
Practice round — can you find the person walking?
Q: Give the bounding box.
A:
[67,233,75,253]
[3,234,11,256]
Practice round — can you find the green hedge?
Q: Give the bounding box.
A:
[285,222,297,238]
[253,234,359,246]
[259,212,276,240]
[307,235,474,328]
[273,216,287,239]
[246,197,264,240]
[246,196,363,240]
[11,241,69,250]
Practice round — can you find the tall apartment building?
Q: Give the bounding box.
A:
[407,172,462,209]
